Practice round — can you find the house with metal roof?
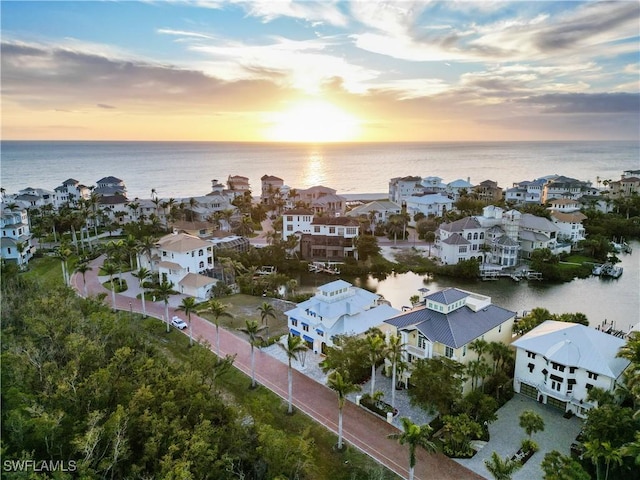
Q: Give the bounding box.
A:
[512,320,631,418]
[383,288,516,392]
[285,280,401,354]
[345,200,402,232]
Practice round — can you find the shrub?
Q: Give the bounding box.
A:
[360,393,398,418]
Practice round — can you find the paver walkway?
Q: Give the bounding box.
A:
[71,255,481,480]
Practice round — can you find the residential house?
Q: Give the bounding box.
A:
[547,199,587,243]
[437,217,485,265]
[95,176,127,198]
[383,288,516,393]
[227,175,251,198]
[405,193,454,224]
[345,200,402,232]
[420,176,448,194]
[285,279,400,353]
[446,178,475,201]
[14,187,55,209]
[473,180,503,204]
[389,176,424,205]
[608,176,640,200]
[1,204,36,268]
[505,177,550,205]
[512,320,630,418]
[141,232,217,300]
[282,208,315,239]
[518,213,566,258]
[98,195,129,224]
[292,186,346,216]
[542,176,595,203]
[53,178,91,208]
[300,216,360,261]
[261,175,285,205]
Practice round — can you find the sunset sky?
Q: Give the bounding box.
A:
[2,1,639,142]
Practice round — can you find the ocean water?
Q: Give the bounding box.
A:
[1,140,638,199]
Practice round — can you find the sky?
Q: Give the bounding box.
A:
[1,0,639,142]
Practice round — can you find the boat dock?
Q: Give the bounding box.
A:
[308,261,342,275]
[479,270,542,281]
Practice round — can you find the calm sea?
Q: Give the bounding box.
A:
[1,141,638,198]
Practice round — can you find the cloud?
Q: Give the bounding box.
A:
[518,92,640,114]
[157,28,215,40]
[238,0,349,27]
[97,104,116,109]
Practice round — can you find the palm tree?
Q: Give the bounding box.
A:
[101,262,119,311]
[366,333,385,396]
[155,280,174,333]
[278,333,307,414]
[469,338,489,360]
[136,235,156,273]
[388,417,437,480]
[519,410,545,438]
[484,451,521,480]
[487,341,512,373]
[385,334,405,409]
[238,319,266,388]
[177,296,197,347]
[327,371,360,450]
[132,267,151,318]
[200,299,233,358]
[75,262,92,297]
[583,439,623,480]
[257,301,277,338]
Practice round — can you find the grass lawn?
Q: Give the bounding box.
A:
[22,254,80,287]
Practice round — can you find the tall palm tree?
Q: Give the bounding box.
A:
[484,451,521,480]
[177,296,197,346]
[136,235,157,273]
[327,371,360,450]
[155,280,174,333]
[132,267,151,318]
[257,301,277,338]
[200,299,233,358]
[388,417,437,480]
[385,334,405,408]
[101,262,119,311]
[469,338,489,360]
[487,341,513,373]
[366,333,385,396]
[55,244,72,286]
[278,333,307,414]
[238,319,266,388]
[75,262,92,297]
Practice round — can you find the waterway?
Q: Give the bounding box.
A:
[297,240,639,335]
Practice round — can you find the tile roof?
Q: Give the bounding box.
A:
[442,233,470,245]
[157,232,211,252]
[440,216,482,233]
[178,273,217,288]
[512,320,630,378]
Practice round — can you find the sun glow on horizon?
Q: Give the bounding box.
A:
[265,100,361,142]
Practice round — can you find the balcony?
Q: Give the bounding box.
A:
[406,344,428,359]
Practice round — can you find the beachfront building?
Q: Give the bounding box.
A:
[53,178,91,208]
[541,176,596,203]
[512,320,631,418]
[12,187,56,209]
[547,199,587,243]
[261,175,285,205]
[608,175,640,200]
[389,176,424,205]
[95,176,127,198]
[285,280,400,353]
[383,288,516,393]
[140,232,217,300]
[98,195,129,225]
[404,193,454,225]
[227,175,251,197]
[505,177,549,205]
[446,178,475,201]
[420,176,448,194]
[1,204,36,268]
[518,213,566,258]
[301,216,360,261]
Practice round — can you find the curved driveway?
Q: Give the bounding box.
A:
[71,255,481,480]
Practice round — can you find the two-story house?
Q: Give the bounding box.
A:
[437,217,485,265]
[383,288,516,393]
[345,200,402,232]
[301,216,360,261]
[404,193,454,224]
[285,279,400,354]
[512,320,631,418]
[518,213,565,258]
[547,199,587,243]
[142,232,217,300]
[446,178,475,201]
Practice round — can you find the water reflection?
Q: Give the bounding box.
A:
[301,150,326,187]
[297,241,639,333]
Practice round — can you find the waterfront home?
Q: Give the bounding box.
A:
[301,216,360,261]
[437,216,485,265]
[473,180,503,204]
[446,178,475,201]
[541,176,596,203]
[139,232,217,300]
[383,287,516,393]
[1,203,35,268]
[345,200,402,231]
[518,213,566,258]
[95,176,127,198]
[260,175,284,205]
[291,185,346,216]
[388,176,424,204]
[282,208,315,238]
[608,175,640,200]
[98,195,129,224]
[420,176,448,194]
[285,279,400,353]
[404,193,454,225]
[512,320,631,418]
[505,177,550,205]
[547,199,587,243]
[53,178,91,208]
[227,175,251,197]
[13,187,55,209]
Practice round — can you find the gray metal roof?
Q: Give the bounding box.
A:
[442,233,470,245]
[426,288,469,305]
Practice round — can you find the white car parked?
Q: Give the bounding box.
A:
[171,316,188,330]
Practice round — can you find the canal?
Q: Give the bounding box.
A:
[297,241,639,334]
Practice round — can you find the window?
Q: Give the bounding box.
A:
[473,232,478,240]
[287,225,293,231]
[329,227,335,234]
[587,371,599,380]
[498,324,502,333]
[199,261,204,268]
[291,319,298,327]
[552,362,565,372]
[459,246,467,253]
[287,216,293,221]
[346,227,357,235]
[569,367,577,374]
[462,345,466,357]
[480,232,484,239]
[303,324,309,332]
[528,363,535,373]
[467,233,472,240]
[198,249,204,256]
[314,226,320,233]
[551,380,562,392]
[445,346,454,358]
[418,336,428,349]
[586,383,594,391]
[7,247,11,254]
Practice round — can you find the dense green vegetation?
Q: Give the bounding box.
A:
[1,263,397,479]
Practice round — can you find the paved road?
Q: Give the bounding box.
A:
[71,255,481,480]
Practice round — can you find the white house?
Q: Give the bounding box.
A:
[505,177,550,205]
[1,204,36,268]
[389,176,423,204]
[547,199,587,243]
[518,213,565,258]
[53,178,91,208]
[542,176,596,203]
[383,288,516,393]
[145,232,217,300]
[282,208,315,239]
[405,193,454,224]
[437,217,485,265]
[446,178,475,201]
[345,200,402,231]
[285,280,401,354]
[512,320,631,418]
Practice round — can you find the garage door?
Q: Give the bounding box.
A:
[520,383,538,399]
[546,396,567,412]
